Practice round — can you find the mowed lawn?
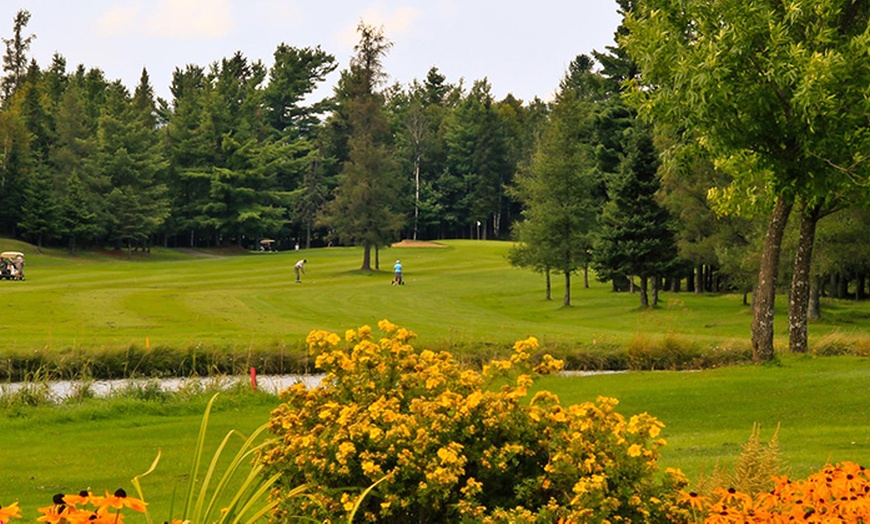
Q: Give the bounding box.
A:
[1,238,870,521]
[2,356,870,522]
[1,238,866,355]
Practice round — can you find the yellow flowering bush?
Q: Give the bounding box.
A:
[262,321,686,523]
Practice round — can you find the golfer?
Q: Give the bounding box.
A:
[393,259,403,285]
[294,258,306,283]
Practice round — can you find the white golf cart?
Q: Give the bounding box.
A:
[0,251,25,280]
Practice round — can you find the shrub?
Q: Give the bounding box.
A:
[261,321,688,523]
[627,334,702,370]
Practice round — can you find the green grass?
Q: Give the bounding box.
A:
[1,238,870,520]
[0,390,276,523]
[2,238,867,359]
[536,353,870,482]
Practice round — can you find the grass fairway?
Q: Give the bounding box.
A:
[1,238,870,520]
[1,237,867,356]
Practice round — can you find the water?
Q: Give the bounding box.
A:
[1,374,327,400]
[2,370,635,401]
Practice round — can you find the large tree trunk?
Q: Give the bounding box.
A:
[751,195,794,362]
[694,265,703,294]
[652,276,659,306]
[788,203,821,353]
[563,271,571,307]
[639,276,649,308]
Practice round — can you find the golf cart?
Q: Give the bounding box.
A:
[259,239,276,252]
[0,251,24,280]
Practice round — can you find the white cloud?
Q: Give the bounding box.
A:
[340,6,420,47]
[95,0,233,39]
[361,6,418,35]
[97,4,141,36]
[145,0,234,38]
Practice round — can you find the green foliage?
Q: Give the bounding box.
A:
[173,393,282,524]
[696,423,785,497]
[592,125,678,305]
[623,0,870,358]
[0,343,310,381]
[262,322,687,523]
[508,59,602,305]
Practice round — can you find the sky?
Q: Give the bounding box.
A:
[1,1,622,104]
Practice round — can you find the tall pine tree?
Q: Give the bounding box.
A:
[318,22,404,270]
[592,126,677,307]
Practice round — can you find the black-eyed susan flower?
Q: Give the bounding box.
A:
[676,490,707,513]
[63,490,99,507]
[97,488,147,513]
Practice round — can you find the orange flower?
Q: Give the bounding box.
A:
[63,490,100,507]
[37,494,72,524]
[676,490,708,512]
[0,501,22,521]
[36,505,68,524]
[97,489,147,513]
[66,507,126,524]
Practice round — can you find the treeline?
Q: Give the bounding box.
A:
[0,11,536,257]
[1,7,869,331]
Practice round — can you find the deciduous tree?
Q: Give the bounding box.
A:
[623,0,870,360]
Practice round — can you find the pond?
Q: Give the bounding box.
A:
[1,373,326,400]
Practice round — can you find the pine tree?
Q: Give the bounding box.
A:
[592,126,678,307]
[1,9,35,103]
[509,61,602,306]
[318,23,404,270]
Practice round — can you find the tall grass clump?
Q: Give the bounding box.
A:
[625,334,752,370]
[165,393,284,524]
[695,423,786,497]
[627,333,702,370]
[813,332,870,356]
[0,344,311,382]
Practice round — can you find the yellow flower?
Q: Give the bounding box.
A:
[341,493,355,512]
[378,319,397,332]
[627,444,643,457]
[437,443,463,465]
[513,336,539,353]
[362,460,381,475]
